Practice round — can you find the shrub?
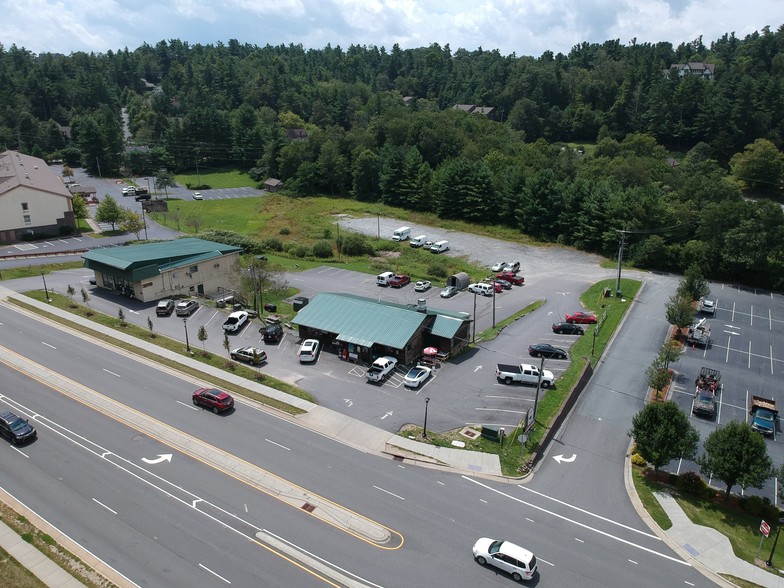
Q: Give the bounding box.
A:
[312,240,334,258]
[631,453,647,467]
[290,245,310,258]
[427,263,448,278]
[262,237,283,251]
[740,495,781,520]
[342,233,374,256]
[279,227,291,235]
[676,471,710,498]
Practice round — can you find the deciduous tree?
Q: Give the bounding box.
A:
[630,401,699,472]
[95,195,123,230]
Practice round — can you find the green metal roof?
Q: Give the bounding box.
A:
[429,314,465,339]
[293,293,428,349]
[82,238,243,276]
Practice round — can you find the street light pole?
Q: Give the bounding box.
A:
[766,517,784,567]
[141,204,148,240]
[532,356,545,423]
[423,397,430,439]
[472,292,477,343]
[183,318,191,353]
[41,271,51,302]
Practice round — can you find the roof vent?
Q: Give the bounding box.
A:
[417,298,426,312]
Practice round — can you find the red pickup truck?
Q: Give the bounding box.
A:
[496,272,524,285]
[389,274,411,288]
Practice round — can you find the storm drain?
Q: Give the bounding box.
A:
[301,502,316,513]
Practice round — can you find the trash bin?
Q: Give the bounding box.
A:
[293,297,309,311]
[264,303,277,312]
[603,288,611,298]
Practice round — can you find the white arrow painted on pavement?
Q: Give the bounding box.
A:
[553,454,576,464]
[380,411,393,420]
[344,398,353,407]
[141,454,173,465]
[474,365,482,372]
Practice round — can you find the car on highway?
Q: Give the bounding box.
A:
[261,323,283,343]
[175,299,199,316]
[472,537,537,583]
[491,261,507,272]
[298,339,320,363]
[403,365,432,388]
[565,311,597,324]
[440,286,458,298]
[156,299,175,316]
[389,274,411,288]
[552,321,584,335]
[0,411,37,445]
[414,280,432,292]
[222,310,249,332]
[192,388,234,413]
[528,343,568,359]
[192,192,203,200]
[230,346,267,365]
[496,272,524,285]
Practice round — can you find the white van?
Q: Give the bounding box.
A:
[430,240,449,253]
[392,226,411,241]
[409,235,428,248]
[377,271,395,286]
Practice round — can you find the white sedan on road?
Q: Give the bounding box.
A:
[192,192,203,200]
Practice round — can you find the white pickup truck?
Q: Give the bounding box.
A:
[366,356,398,382]
[495,363,555,387]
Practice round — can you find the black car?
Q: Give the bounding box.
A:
[262,323,283,343]
[156,299,175,316]
[134,193,151,201]
[528,343,568,360]
[0,411,37,444]
[552,322,585,335]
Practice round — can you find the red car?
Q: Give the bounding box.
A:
[192,388,235,413]
[496,272,524,285]
[389,274,411,288]
[565,311,597,324]
[484,281,503,293]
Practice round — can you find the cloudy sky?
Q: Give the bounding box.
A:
[2,0,783,58]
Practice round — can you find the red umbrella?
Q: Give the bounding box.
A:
[423,347,438,356]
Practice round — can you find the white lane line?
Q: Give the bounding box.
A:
[176,400,198,410]
[574,538,584,543]
[518,486,660,539]
[10,446,30,458]
[373,485,405,500]
[42,342,56,349]
[771,345,775,375]
[537,556,554,566]
[748,341,752,369]
[102,368,121,378]
[92,498,117,515]
[198,563,231,584]
[464,477,689,565]
[264,439,291,451]
[628,559,638,565]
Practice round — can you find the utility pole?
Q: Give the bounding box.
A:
[532,356,545,422]
[615,230,627,295]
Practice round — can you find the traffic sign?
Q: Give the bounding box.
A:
[761,520,771,537]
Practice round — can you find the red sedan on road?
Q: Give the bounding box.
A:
[565,311,597,324]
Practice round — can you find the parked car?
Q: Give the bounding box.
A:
[503,261,521,273]
[261,323,283,343]
[0,411,37,445]
[494,279,512,290]
[484,280,503,293]
[565,311,597,324]
[496,272,524,285]
[230,346,267,365]
[468,283,493,296]
[192,192,203,200]
[156,299,175,316]
[298,339,320,363]
[175,299,199,316]
[222,310,249,332]
[192,388,234,413]
[414,280,432,292]
[366,356,398,382]
[491,261,507,272]
[389,274,411,288]
[134,193,151,201]
[472,538,537,583]
[121,186,136,196]
[403,365,432,388]
[440,286,458,298]
[552,322,584,335]
[528,343,568,359]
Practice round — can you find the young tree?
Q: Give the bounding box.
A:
[95,195,123,230]
[120,210,145,240]
[630,401,699,473]
[677,264,710,301]
[657,339,681,371]
[147,316,154,337]
[646,358,671,394]
[80,287,90,308]
[223,333,230,358]
[665,294,695,332]
[197,325,208,351]
[66,284,76,304]
[698,421,773,498]
[71,194,88,220]
[117,307,126,326]
[185,215,202,234]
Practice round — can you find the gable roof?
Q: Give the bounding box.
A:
[0,150,71,199]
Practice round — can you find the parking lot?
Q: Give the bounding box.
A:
[667,283,784,500]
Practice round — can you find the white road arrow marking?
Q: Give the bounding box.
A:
[141,454,173,465]
[380,411,393,420]
[344,398,353,407]
[474,365,482,372]
[553,453,576,464]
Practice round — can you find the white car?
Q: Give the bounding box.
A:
[192,192,203,200]
[403,365,432,388]
[298,339,320,363]
[503,261,521,273]
[472,538,537,582]
[222,310,249,332]
[491,261,507,272]
[414,280,431,292]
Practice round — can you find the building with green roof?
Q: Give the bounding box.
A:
[82,238,243,302]
[292,292,471,365]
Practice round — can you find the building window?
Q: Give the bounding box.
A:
[189,265,198,273]
[23,214,31,225]
[21,202,29,211]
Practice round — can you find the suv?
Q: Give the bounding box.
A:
[0,411,37,444]
[503,261,521,273]
[175,299,199,316]
[262,323,283,343]
[156,299,175,316]
[222,310,249,332]
[230,346,267,365]
[298,339,320,363]
[192,388,234,414]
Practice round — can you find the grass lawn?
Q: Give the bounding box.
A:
[1,261,84,281]
[175,168,258,190]
[630,466,672,529]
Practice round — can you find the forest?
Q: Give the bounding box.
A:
[2,25,784,288]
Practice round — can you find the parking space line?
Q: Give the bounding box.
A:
[748,341,752,369]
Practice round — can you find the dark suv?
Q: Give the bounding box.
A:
[262,323,283,343]
[156,299,175,316]
[0,411,37,444]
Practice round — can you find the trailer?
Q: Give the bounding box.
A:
[750,396,778,436]
[686,317,711,347]
[692,367,720,419]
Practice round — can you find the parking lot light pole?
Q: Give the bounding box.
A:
[423,397,430,439]
[183,318,191,353]
[41,271,51,302]
[766,517,784,567]
[472,292,477,343]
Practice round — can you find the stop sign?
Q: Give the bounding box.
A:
[761,520,771,537]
